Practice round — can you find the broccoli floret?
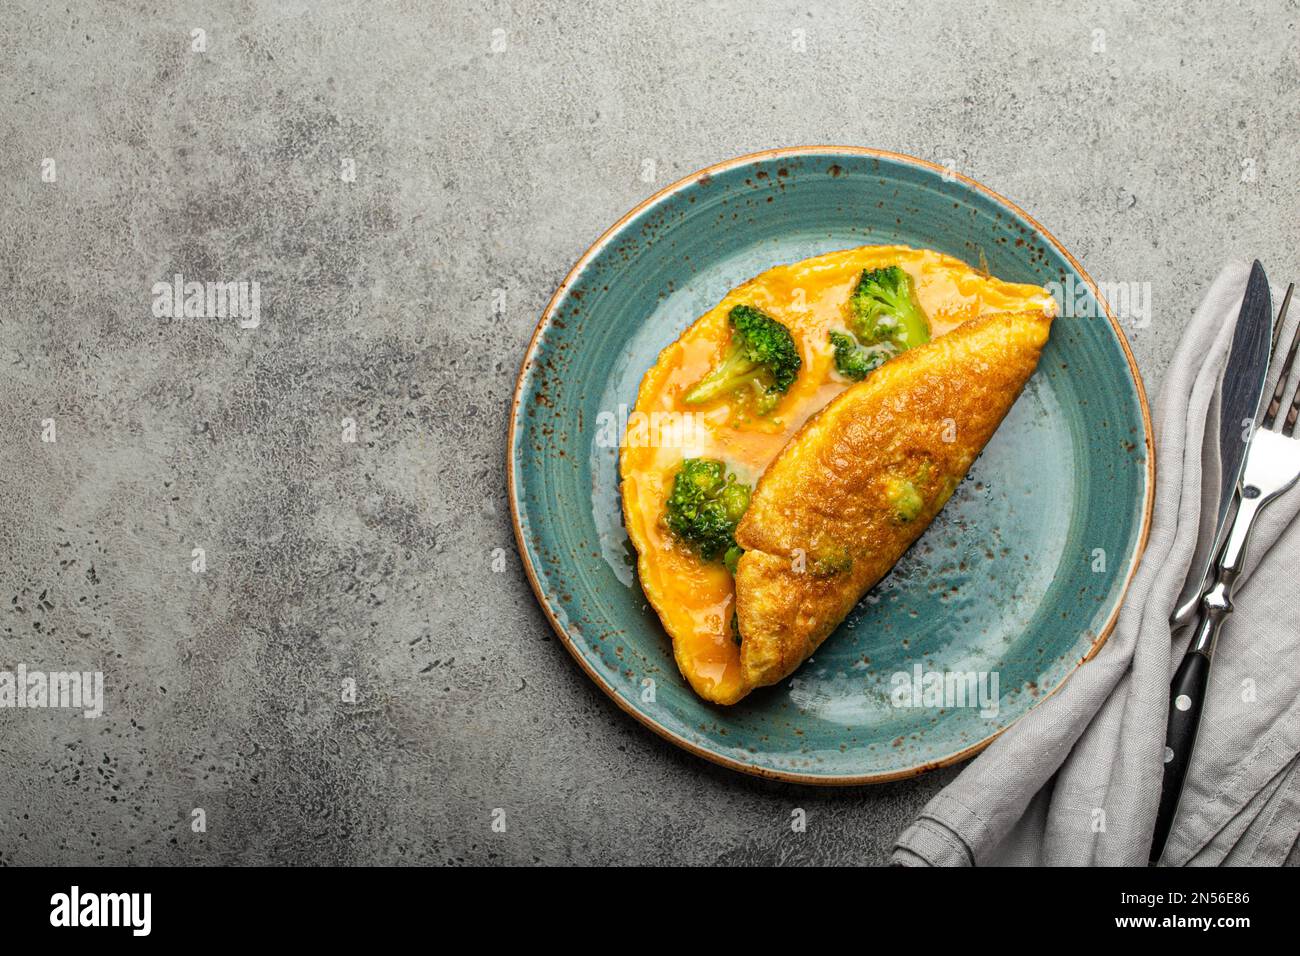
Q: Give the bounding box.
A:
[885,477,924,522]
[684,305,801,413]
[829,330,893,381]
[848,266,931,351]
[663,458,751,566]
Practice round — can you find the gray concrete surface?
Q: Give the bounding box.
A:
[1,0,1296,865]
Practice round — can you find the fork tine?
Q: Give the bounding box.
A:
[1262,283,1297,431]
[1272,282,1294,357]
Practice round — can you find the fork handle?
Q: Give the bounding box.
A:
[1149,493,1260,863]
[1150,646,1211,863]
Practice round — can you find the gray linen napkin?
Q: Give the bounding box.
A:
[893,261,1300,867]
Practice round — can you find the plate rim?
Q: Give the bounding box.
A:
[507,145,1156,786]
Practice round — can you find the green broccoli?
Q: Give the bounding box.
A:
[848,266,931,351]
[829,330,893,381]
[684,305,801,414]
[663,458,751,567]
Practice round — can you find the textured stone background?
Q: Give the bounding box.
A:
[0,0,1296,865]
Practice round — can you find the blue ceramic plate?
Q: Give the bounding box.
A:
[509,147,1153,784]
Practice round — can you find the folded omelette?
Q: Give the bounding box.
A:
[620,245,1055,704]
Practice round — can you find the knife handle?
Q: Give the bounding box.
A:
[1150,645,1211,863]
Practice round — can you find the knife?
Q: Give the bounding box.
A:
[1150,261,1274,865]
[1169,261,1276,628]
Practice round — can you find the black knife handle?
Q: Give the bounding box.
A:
[1150,649,1211,864]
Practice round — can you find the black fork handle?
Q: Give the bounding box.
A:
[1150,646,1212,863]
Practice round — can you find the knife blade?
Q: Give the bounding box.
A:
[1170,260,1274,627]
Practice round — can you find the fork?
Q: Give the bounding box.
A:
[1150,282,1298,863]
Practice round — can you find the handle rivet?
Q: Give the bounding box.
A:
[1175,694,1192,711]
[1164,746,1174,764]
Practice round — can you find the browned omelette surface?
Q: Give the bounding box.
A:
[619,245,1055,705]
[733,310,1054,693]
